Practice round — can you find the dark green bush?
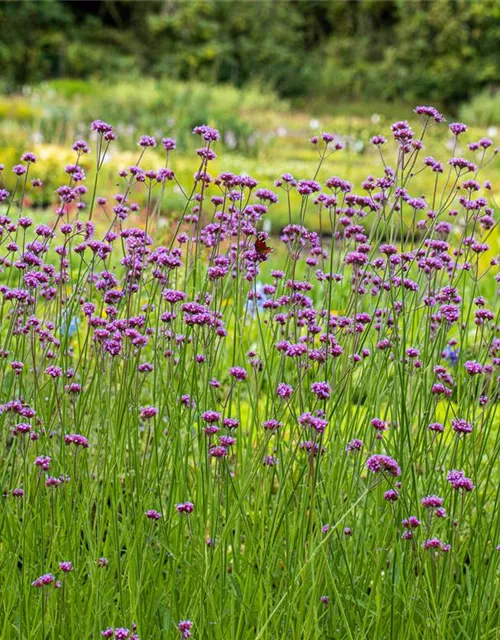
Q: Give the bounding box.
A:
[2,0,500,109]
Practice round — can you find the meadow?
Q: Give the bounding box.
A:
[0,90,500,640]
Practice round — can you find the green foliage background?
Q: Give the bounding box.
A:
[2,0,500,108]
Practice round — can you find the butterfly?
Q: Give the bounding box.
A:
[254,233,273,258]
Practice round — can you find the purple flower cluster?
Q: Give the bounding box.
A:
[365,455,401,478]
[447,470,475,492]
[178,620,193,639]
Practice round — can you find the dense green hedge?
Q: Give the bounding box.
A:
[2,0,500,108]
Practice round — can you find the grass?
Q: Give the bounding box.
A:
[0,98,500,639]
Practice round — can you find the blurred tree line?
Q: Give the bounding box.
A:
[2,0,500,107]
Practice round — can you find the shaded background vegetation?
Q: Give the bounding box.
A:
[2,0,500,109]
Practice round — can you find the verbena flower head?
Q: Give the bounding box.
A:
[402,516,421,529]
[176,502,194,514]
[64,433,89,448]
[414,105,445,123]
[449,122,467,136]
[346,438,364,453]
[229,366,247,381]
[451,418,473,435]
[421,495,443,508]
[464,361,483,376]
[162,137,176,151]
[72,139,90,153]
[422,538,446,550]
[32,573,58,588]
[34,455,51,471]
[91,119,114,134]
[311,381,331,399]
[447,469,475,492]
[193,124,219,142]
[178,620,193,638]
[276,383,293,399]
[365,454,401,477]
[21,152,37,163]
[263,419,282,431]
[201,410,220,423]
[384,489,399,501]
[138,135,156,148]
[140,406,158,420]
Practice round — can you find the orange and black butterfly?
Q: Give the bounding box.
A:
[254,232,273,258]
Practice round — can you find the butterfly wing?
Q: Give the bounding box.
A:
[255,234,272,257]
